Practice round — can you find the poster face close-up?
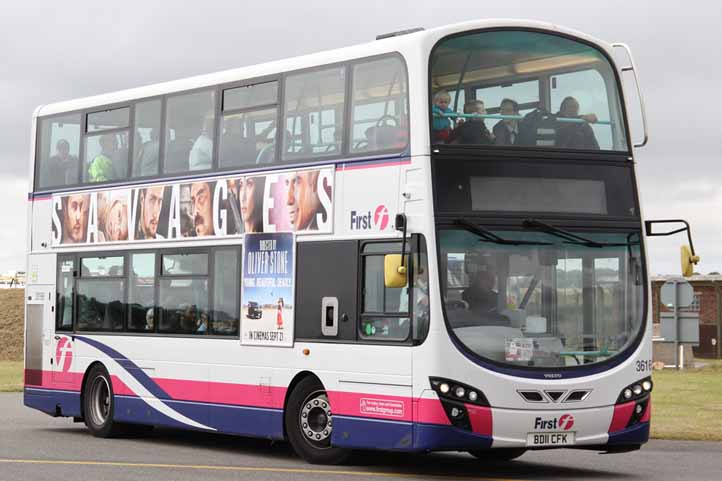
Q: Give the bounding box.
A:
[50,166,334,246]
[240,232,295,347]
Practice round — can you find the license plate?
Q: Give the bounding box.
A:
[527,431,576,446]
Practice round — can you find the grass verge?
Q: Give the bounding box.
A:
[0,361,23,393]
[651,359,722,441]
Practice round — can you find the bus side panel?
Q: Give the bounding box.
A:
[24,253,83,418]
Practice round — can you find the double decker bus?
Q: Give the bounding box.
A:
[24,19,695,464]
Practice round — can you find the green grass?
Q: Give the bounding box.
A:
[0,361,23,392]
[651,359,722,441]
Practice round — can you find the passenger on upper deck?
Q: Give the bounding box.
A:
[189,115,214,171]
[47,139,79,187]
[448,100,494,145]
[88,134,118,182]
[493,98,520,146]
[431,90,453,143]
[133,128,159,177]
[555,96,600,150]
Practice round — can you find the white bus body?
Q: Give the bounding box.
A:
[24,19,653,463]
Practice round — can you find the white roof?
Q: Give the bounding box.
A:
[35,18,615,118]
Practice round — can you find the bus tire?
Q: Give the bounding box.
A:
[284,376,350,464]
[468,448,526,461]
[83,364,125,438]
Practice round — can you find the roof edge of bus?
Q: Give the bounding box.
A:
[35,18,613,118]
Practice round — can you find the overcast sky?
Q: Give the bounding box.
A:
[1,1,720,275]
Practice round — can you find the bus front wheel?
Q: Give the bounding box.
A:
[83,364,126,438]
[468,448,526,461]
[284,376,350,464]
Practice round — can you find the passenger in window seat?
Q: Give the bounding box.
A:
[493,98,520,146]
[448,100,494,145]
[555,96,600,150]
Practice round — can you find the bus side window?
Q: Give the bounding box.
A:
[350,56,409,154]
[36,114,81,190]
[56,256,76,331]
[164,90,216,175]
[359,242,410,341]
[212,247,241,335]
[84,107,130,183]
[220,81,279,169]
[282,67,345,160]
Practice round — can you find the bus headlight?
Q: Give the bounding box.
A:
[617,377,652,404]
[429,378,488,406]
[429,377,489,431]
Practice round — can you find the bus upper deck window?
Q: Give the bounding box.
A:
[282,67,346,160]
[430,30,629,152]
[36,114,82,190]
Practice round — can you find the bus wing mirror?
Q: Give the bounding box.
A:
[681,245,700,278]
[384,254,408,288]
[645,219,700,277]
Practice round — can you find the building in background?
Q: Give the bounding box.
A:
[651,275,722,359]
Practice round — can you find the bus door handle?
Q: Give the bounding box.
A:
[612,43,648,148]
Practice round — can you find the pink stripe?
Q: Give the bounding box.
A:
[466,404,492,436]
[111,375,136,396]
[414,398,451,425]
[640,397,651,423]
[336,159,411,171]
[327,391,412,422]
[24,369,82,391]
[609,401,635,433]
[154,377,286,409]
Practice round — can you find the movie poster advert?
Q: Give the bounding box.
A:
[50,167,334,246]
[241,232,295,347]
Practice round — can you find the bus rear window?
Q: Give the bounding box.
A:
[430,30,628,152]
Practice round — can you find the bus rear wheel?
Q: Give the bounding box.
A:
[468,448,526,461]
[285,376,350,464]
[83,364,126,438]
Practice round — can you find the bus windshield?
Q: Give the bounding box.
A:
[430,30,628,152]
[439,226,644,369]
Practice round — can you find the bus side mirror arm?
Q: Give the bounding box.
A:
[644,219,696,256]
[645,219,700,277]
[396,214,408,275]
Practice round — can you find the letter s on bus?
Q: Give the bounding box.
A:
[51,197,62,245]
[316,169,333,231]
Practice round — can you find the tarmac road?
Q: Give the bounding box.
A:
[1,393,720,481]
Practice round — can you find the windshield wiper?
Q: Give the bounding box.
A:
[455,219,552,246]
[522,218,637,248]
